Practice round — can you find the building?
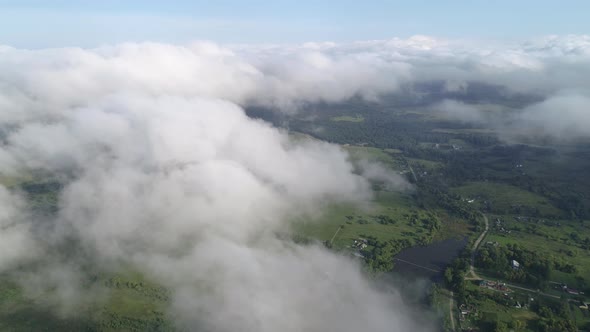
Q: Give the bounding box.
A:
[511,260,520,270]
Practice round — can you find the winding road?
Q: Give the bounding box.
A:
[408,165,418,183]
[466,213,488,280]
[329,226,342,245]
[450,212,488,330]
[462,212,561,299]
[449,291,456,331]
[448,209,564,330]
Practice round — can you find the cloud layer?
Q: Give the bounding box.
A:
[0,35,589,331]
[0,41,421,330]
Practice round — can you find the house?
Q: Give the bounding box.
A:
[511,260,520,270]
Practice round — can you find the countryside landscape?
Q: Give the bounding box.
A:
[253,91,590,331]
[1,89,588,331]
[0,1,589,331]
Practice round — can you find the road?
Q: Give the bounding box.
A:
[448,210,562,330]
[463,213,561,299]
[466,213,488,280]
[408,165,418,183]
[450,212,487,328]
[504,283,561,299]
[329,226,342,245]
[449,291,456,331]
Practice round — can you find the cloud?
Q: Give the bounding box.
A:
[0,186,39,271]
[0,94,426,330]
[1,35,589,330]
[357,160,413,192]
[430,94,590,142]
[1,35,589,115]
[510,93,590,141]
[433,99,488,124]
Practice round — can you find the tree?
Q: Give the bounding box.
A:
[511,319,526,331]
[494,320,508,332]
[444,267,454,287]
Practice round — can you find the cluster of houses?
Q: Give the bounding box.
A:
[550,282,586,297]
[513,215,560,226]
[514,163,525,175]
[432,143,461,151]
[485,241,499,247]
[511,260,521,270]
[352,238,368,250]
[479,280,512,293]
[513,216,530,222]
[460,197,476,203]
[495,218,512,234]
[458,304,477,322]
[560,284,584,296]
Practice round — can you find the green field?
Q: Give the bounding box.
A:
[0,273,174,332]
[406,157,443,170]
[330,115,365,122]
[458,280,540,331]
[343,145,405,170]
[452,182,563,217]
[484,220,590,287]
[3,97,590,331]
[294,191,427,248]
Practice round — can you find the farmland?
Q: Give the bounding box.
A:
[264,100,590,331]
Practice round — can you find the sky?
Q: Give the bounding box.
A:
[1,0,589,48]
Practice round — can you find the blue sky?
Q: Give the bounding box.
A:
[1,0,589,48]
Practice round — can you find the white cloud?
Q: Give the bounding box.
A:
[0,92,425,329]
[433,99,487,123]
[512,93,590,140]
[0,186,39,271]
[1,35,589,330]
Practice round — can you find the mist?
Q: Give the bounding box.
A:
[1,35,589,331]
[431,94,590,142]
[0,43,428,330]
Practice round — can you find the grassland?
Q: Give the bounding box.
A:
[3,101,589,331]
[297,145,479,251]
[406,157,444,170]
[283,100,590,331]
[343,145,406,170]
[458,279,558,332]
[483,216,590,287]
[0,273,174,332]
[452,181,563,217]
[294,191,426,248]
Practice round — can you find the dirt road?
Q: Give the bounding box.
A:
[466,213,488,280]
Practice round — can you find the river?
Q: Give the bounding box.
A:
[392,237,467,282]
